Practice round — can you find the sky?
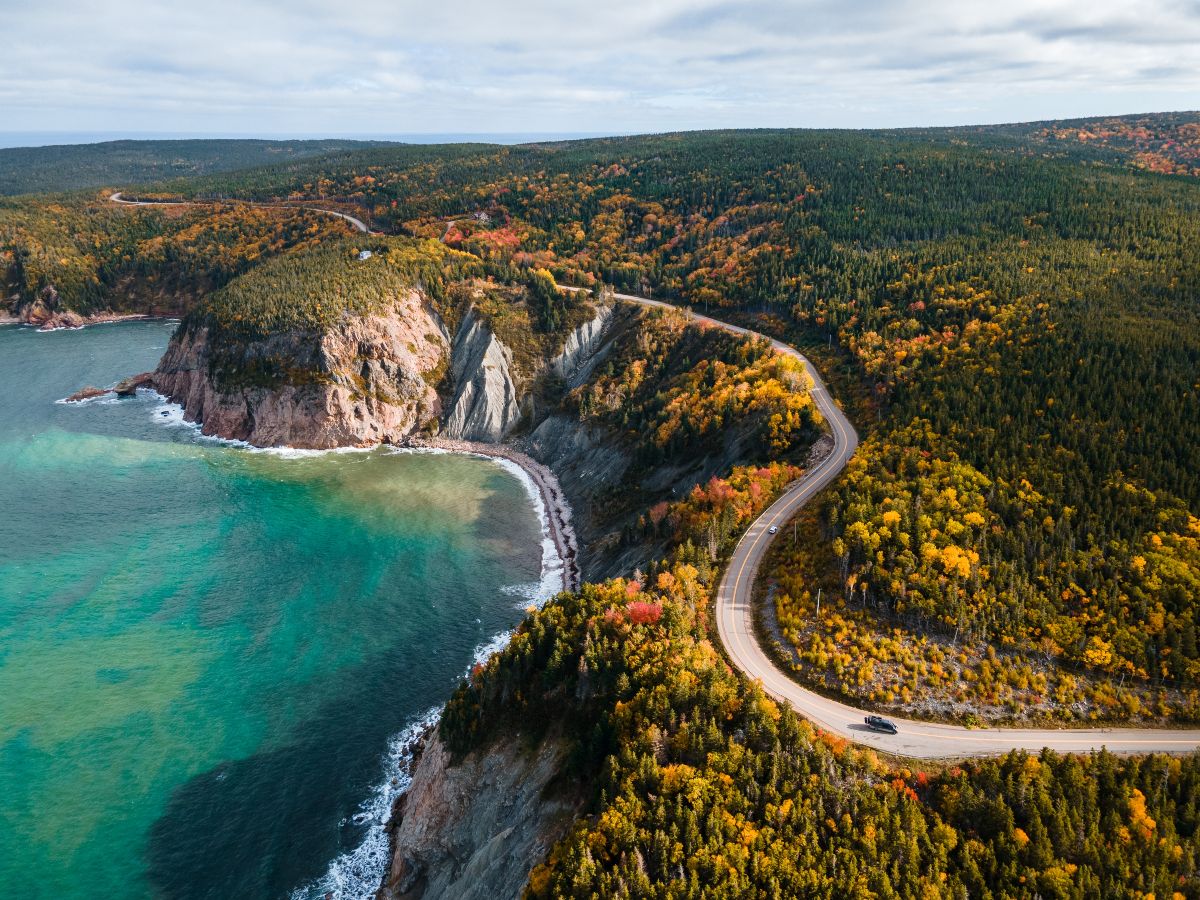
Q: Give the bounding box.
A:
[1,0,1198,139]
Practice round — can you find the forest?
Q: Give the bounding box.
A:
[107,113,1200,721]
[0,195,353,318]
[0,138,389,196]
[4,117,1200,894]
[442,511,1200,898]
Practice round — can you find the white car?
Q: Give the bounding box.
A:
[767,526,778,534]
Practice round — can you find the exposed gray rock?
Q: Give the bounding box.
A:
[519,414,638,581]
[550,303,613,386]
[443,306,521,442]
[380,730,579,900]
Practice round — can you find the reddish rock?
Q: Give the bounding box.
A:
[152,290,450,449]
[64,386,111,403]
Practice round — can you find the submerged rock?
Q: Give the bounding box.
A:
[64,385,111,403]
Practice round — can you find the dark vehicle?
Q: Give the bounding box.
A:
[865,715,898,734]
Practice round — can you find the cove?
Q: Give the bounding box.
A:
[0,321,547,899]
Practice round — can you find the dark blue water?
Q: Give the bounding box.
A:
[0,321,547,899]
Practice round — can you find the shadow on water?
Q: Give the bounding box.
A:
[144,654,457,900]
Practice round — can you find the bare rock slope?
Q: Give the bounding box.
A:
[380,730,579,900]
[443,306,522,442]
[153,291,449,448]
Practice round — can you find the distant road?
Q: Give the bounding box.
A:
[108,192,372,234]
[99,196,1200,759]
[567,286,1200,759]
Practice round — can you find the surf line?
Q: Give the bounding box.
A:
[401,436,580,595]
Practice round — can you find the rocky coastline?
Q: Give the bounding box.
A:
[68,293,618,900]
[404,436,580,593]
[6,283,156,331]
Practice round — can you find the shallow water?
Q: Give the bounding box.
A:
[0,322,545,899]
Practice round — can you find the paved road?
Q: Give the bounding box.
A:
[109,192,372,234]
[568,286,1200,759]
[99,202,1198,758]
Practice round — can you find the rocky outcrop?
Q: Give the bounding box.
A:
[115,372,154,396]
[380,730,580,900]
[519,414,636,581]
[443,307,521,442]
[152,290,449,448]
[64,372,153,402]
[550,303,613,385]
[10,284,150,330]
[64,385,110,403]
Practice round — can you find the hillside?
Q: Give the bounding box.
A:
[0,194,354,324]
[6,120,1200,896]
[0,138,393,196]
[112,118,1200,723]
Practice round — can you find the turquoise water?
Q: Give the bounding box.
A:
[0,322,547,899]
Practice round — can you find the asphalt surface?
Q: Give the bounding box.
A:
[109,192,372,233]
[589,288,1200,759]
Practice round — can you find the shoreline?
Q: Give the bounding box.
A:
[403,436,581,593]
[124,376,579,591]
[4,311,162,331]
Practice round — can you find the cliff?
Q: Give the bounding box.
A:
[550,302,613,384]
[443,306,522,442]
[149,279,619,454]
[153,290,449,448]
[379,730,580,900]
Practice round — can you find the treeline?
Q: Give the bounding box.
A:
[0,196,350,316]
[10,121,1199,708]
[185,122,1200,708]
[442,554,1200,898]
[0,139,390,196]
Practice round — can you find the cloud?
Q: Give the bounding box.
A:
[0,0,1197,134]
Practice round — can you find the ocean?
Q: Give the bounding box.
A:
[0,320,551,899]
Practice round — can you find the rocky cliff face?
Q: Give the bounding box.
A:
[380,729,579,900]
[550,302,613,385]
[443,306,522,442]
[153,290,449,448]
[149,289,619,451]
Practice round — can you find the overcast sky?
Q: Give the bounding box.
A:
[2,0,1198,138]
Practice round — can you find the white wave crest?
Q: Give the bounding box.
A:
[288,706,442,900]
[488,456,565,604]
[55,394,122,406]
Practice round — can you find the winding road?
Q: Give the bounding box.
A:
[579,288,1200,759]
[110,188,1200,759]
[109,192,373,234]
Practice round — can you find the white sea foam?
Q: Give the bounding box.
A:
[471,629,516,668]
[146,392,372,457]
[488,456,565,604]
[500,581,543,600]
[291,622,532,900]
[288,705,443,900]
[383,447,565,603]
[143,399,566,602]
[383,445,454,456]
[127,405,566,899]
[55,394,123,406]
